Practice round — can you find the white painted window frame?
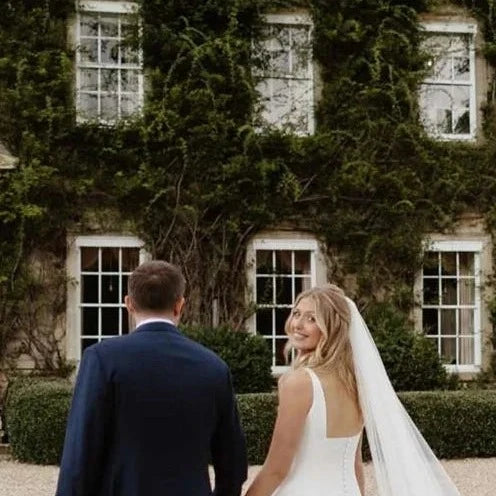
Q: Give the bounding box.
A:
[248,237,318,374]
[75,0,144,124]
[421,239,482,373]
[420,21,477,141]
[66,234,148,361]
[254,12,315,136]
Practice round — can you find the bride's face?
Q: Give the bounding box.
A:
[288,297,322,352]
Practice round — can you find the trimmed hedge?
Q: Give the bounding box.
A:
[6,379,496,465]
[237,393,278,465]
[5,377,72,464]
[182,326,274,393]
[238,390,496,464]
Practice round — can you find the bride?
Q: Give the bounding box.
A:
[245,285,461,496]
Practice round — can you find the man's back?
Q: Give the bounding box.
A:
[56,322,247,496]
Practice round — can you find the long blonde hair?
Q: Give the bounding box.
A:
[284,284,358,405]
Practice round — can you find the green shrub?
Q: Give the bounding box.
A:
[237,390,496,464]
[365,303,454,391]
[237,393,278,464]
[5,377,72,464]
[182,326,274,393]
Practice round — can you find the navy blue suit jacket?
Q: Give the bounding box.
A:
[56,322,247,496]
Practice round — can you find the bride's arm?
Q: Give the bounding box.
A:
[355,432,365,496]
[245,369,312,496]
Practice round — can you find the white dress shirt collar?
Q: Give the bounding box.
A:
[135,317,176,330]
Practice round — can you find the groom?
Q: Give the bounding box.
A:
[56,260,247,496]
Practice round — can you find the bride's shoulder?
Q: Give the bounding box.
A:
[277,368,313,409]
[278,368,312,393]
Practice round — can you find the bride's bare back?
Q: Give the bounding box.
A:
[317,371,363,438]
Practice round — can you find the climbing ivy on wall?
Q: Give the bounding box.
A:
[1,0,496,372]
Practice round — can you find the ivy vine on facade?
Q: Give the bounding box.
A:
[0,0,495,380]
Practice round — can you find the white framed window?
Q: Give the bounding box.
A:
[76,1,143,122]
[66,235,147,360]
[419,22,477,140]
[253,13,314,135]
[248,238,318,372]
[421,240,482,372]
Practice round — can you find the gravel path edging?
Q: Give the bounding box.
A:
[1,458,495,495]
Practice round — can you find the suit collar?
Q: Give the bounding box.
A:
[134,321,180,334]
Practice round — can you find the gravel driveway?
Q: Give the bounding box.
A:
[1,457,495,495]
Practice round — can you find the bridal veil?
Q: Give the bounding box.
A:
[347,298,460,496]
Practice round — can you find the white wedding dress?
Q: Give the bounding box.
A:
[273,367,362,496]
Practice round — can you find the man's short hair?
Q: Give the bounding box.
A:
[128,261,185,312]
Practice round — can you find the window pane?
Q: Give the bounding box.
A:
[271,25,290,50]
[454,56,470,81]
[275,338,289,366]
[256,250,272,273]
[101,307,119,336]
[459,308,474,335]
[80,14,98,37]
[422,308,438,336]
[82,275,98,303]
[275,277,292,304]
[295,277,312,296]
[101,275,119,303]
[101,39,119,65]
[121,70,140,92]
[102,248,119,272]
[275,251,291,274]
[436,108,452,133]
[459,252,474,276]
[80,38,98,63]
[452,85,470,108]
[423,278,439,305]
[80,93,98,118]
[101,69,118,92]
[121,275,128,301]
[121,44,140,65]
[122,248,139,272]
[100,15,119,37]
[271,78,291,122]
[101,94,118,121]
[459,279,475,305]
[440,309,456,335]
[121,94,139,117]
[81,247,98,271]
[459,338,474,365]
[276,308,291,335]
[272,50,290,76]
[122,307,130,335]
[453,109,470,134]
[256,308,273,336]
[81,307,98,334]
[82,338,99,352]
[440,337,457,364]
[441,252,456,275]
[256,277,273,304]
[441,278,457,305]
[294,251,311,274]
[80,68,98,91]
[423,252,439,276]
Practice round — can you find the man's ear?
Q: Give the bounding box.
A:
[173,296,185,319]
[125,295,136,314]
